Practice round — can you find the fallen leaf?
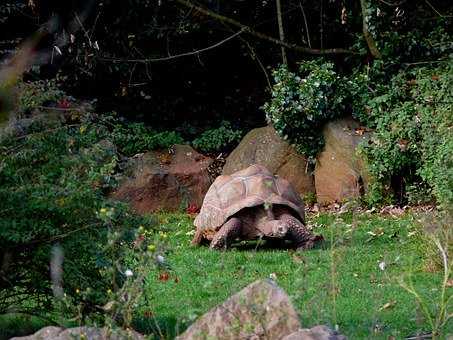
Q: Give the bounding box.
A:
[379,300,396,311]
[355,127,366,135]
[158,272,170,281]
[446,279,453,287]
[143,310,154,318]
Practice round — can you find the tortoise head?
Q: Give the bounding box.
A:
[263,220,288,238]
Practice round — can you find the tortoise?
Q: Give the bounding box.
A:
[192,164,322,250]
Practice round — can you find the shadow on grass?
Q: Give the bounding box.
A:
[229,238,329,252]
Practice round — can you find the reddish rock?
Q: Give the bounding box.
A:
[177,279,301,340]
[223,126,315,195]
[113,145,213,213]
[315,117,371,204]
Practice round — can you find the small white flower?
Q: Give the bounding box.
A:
[378,261,386,271]
[156,255,165,264]
[125,269,133,277]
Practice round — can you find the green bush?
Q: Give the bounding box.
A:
[359,63,453,207]
[263,60,345,159]
[0,110,154,317]
[110,120,184,156]
[192,121,243,154]
[16,80,65,114]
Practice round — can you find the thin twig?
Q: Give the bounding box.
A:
[320,0,324,50]
[298,1,312,48]
[424,0,453,18]
[74,13,92,47]
[98,30,245,63]
[239,36,272,92]
[376,0,407,6]
[174,0,355,55]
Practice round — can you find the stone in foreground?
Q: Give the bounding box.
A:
[223,126,315,195]
[113,144,213,213]
[283,325,347,340]
[177,279,301,340]
[10,326,144,340]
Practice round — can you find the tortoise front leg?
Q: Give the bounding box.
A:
[210,217,242,250]
[191,228,204,246]
[280,214,322,250]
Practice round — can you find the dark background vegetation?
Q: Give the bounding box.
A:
[1,0,448,129]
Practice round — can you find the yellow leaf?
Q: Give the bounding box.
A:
[379,300,396,311]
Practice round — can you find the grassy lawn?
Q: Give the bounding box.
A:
[133,211,452,339]
[1,212,450,339]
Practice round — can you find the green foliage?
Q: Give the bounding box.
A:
[263,61,345,158]
[110,120,185,156]
[0,109,154,317]
[16,80,65,114]
[192,121,243,153]
[357,63,453,207]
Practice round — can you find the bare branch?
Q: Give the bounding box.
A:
[174,0,355,55]
[298,1,312,48]
[98,30,245,63]
[424,0,453,18]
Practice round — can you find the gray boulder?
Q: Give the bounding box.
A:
[10,326,144,340]
[177,279,301,340]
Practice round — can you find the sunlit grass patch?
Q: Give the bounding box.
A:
[135,211,452,339]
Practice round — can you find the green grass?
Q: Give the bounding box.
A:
[133,212,452,339]
[1,212,451,339]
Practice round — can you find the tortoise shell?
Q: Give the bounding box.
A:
[194,164,305,230]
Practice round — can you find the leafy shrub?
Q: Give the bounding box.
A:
[111,120,184,156]
[0,109,155,318]
[16,79,65,115]
[359,63,453,207]
[192,121,243,153]
[263,60,345,159]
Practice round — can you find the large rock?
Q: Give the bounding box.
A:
[177,279,301,340]
[113,145,213,213]
[315,117,371,204]
[10,326,144,340]
[283,325,347,340]
[223,126,315,195]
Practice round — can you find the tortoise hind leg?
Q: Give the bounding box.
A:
[280,214,323,250]
[210,217,242,250]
